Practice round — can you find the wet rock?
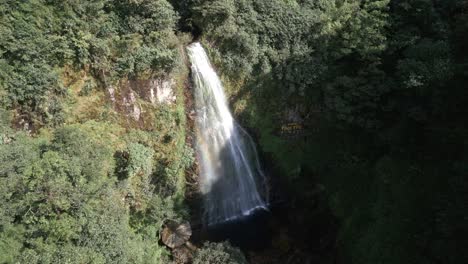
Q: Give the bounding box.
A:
[107,86,116,103]
[161,221,192,249]
[128,91,141,121]
[127,78,176,105]
[188,110,196,120]
[106,77,176,122]
[284,105,304,123]
[120,90,141,121]
[172,245,193,264]
[154,78,176,104]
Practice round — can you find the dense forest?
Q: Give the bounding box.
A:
[1,0,467,263]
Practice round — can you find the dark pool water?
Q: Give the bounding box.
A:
[193,208,273,251]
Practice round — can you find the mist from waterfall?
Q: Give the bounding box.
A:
[187,42,268,226]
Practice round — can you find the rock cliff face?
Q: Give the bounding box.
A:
[151,78,177,105]
[107,77,177,122]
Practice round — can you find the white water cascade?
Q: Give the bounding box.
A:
[187,43,268,225]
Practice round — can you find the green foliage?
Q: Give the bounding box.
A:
[0,0,179,126]
[0,1,192,263]
[0,120,190,263]
[0,107,12,143]
[126,143,155,178]
[193,242,248,264]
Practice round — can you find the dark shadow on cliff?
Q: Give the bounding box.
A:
[188,127,338,264]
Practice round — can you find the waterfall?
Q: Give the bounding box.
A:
[187,43,268,225]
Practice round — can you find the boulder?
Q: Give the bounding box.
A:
[161,221,192,249]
